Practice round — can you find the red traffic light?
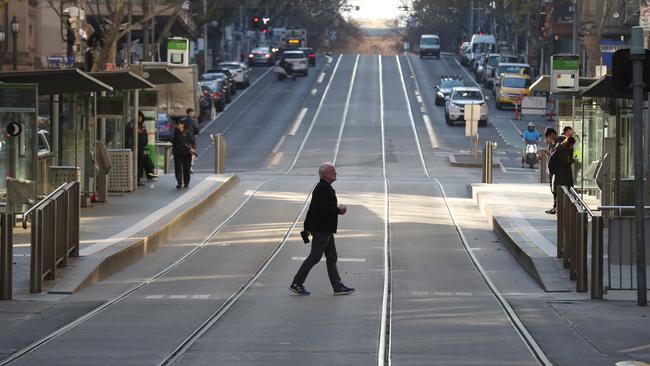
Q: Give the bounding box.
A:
[253,17,260,22]
[262,29,268,33]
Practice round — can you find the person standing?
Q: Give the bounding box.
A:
[171,119,195,189]
[289,162,355,296]
[183,108,199,174]
[126,111,149,187]
[550,136,576,213]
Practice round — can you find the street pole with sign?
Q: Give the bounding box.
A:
[465,104,481,161]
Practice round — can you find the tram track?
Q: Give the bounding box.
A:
[394,54,553,366]
[0,55,346,366]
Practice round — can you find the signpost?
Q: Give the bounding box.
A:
[551,54,580,93]
[464,104,481,160]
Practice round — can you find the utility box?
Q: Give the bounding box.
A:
[108,149,133,192]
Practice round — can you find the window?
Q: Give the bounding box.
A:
[502,77,531,88]
[453,90,483,101]
[441,80,463,89]
[421,37,439,46]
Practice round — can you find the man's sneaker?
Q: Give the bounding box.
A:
[545,207,557,215]
[289,283,310,296]
[334,285,355,296]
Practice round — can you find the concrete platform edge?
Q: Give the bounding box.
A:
[48,174,239,294]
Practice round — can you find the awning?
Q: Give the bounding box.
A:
[88,70,155,90]
[0,68,112,95]
[529,75,598,95]
[139,67,183,85]
[580,75,633,99]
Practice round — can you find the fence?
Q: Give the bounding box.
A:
[557,187,604,297]
[22,181,80,293]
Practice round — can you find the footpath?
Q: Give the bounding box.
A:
[8,173,237,298]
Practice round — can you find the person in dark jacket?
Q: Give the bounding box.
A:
[171,119,196,189]
[289,162,355,296]
[551,136,576,211]
[126,111,149,186]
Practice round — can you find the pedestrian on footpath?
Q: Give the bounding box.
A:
[126,111,150,187]
[171,119,196,189]
[289,162,355,296]
[549,136,576,213]
[184,108,200,174]
[544,127,559,214]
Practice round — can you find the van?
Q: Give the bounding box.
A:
[419,34,440,59]
[495,73,532,110]
[491,63,532,95]
[468,34,496,67]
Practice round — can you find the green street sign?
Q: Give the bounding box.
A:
[167,38,188,51]
[551,54,580,93]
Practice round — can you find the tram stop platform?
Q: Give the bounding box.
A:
[10,173,237,297]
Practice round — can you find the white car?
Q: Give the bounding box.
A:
[218,62,250,88]
[444,87,488,127]
[281,50,309,76]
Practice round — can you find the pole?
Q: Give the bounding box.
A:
[469,0,474,35]
[630,26,647,306]
[203,0,208,71]
[1,213,12,300]
[11,27,16,70]
[571,1,577,54]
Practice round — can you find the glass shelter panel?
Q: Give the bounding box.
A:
[0,84,38,214]
[580,102,606,193]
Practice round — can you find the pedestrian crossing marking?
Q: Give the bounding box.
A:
[291,256,366,262]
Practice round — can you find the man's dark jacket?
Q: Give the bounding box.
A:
[304,179,340,234]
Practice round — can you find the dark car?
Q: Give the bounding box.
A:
[200,81,226,112]
[248,46,273,66]
[201,72,233,102]
[435,76,464,106]
[299,47,316,67]
[207,68,237,96]
[156,113,174,141]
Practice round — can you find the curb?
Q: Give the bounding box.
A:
[48,174,239,294]
[448,153,504,170]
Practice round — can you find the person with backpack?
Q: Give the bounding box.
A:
[547,136,576,214]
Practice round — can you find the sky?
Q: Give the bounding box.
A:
[347,0,404,20]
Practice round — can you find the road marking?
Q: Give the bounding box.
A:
[416,95,423,104]
[422,114,440,149]
[326,55,333,63]
[317,72,325,83]
[271,135,287,154]
[310,88,318,96]
[333,54,360,164]
[169,295,187,299]
[80,176,230,256]
[146,295,164,299]
[199,67,274,134]
[191,294,211,300]
[291,256,366,262]
[269,151,283,166]
[288,107,308,136]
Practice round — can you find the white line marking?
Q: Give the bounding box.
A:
[453,57,482,88]
[416,95,423,104]
[286,55,343,173]
[199,67,273,134]
[291,257,366,262]
[191,294,211,300]
[80,176,230,256]
[145,295,164,299]
[317,72,325,83]
[422,114,439,149]
[169,295,187,299]
[269,151,283,166]
[288,107,308,136]
[310,88,318,96]
[271,135,287,155]
[433,291,452,296]
[333,54,360,164]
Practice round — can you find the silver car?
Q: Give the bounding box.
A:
[218,62,250,88]
[281,50,309,76]
[444,87,488,127]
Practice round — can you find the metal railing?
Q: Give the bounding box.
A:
[482,141,496,183]
[0,213,12,300]
[210,133,227,174]
[597,206,650,294]
[557,186,604,296]
[22,181,80,293]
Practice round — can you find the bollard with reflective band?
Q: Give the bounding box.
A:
[482,141,496,183]
[211,133,227,174]
[1,213,12,300]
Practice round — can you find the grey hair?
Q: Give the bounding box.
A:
[318,162,334,177]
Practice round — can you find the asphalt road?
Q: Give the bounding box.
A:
[4,55,551,365]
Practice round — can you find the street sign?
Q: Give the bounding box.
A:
[522,96,546,115]
[551,54,580,93]
[464,104,480,137]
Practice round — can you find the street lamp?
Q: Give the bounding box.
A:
[0,26,5,71]
[11,16,19,71]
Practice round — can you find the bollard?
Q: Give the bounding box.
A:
[211,133,226,174]
[1,213,12,300]
[576,210,588,292]
[482,141,495,183]
[591,215,604,299]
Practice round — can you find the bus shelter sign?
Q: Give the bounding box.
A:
[551,54,580,93]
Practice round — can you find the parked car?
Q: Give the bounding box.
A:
[492,62,532,95]
[444,87,488,127]
[248,46,273,66]
[207,68,237,95]
[156,113,174,141]
[494,73,532,110]
[281,50,309,76]
[199,81,226,112]
[299,47,316,66]
[218,62,250,88]
[201,72,233,102]
[435,75,464,106]
[482,53,502,88]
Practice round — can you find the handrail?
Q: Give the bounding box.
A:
[21,183,67,229]
[597,205,650,210]
[568,187,595,217]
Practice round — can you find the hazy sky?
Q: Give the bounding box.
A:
[348,0,403,20]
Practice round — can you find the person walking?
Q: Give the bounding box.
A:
[289,162,355,296]
[171,119,195,189]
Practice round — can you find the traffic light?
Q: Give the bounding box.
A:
[612,48,650,93]
[251,16,260,29]
[261,17,271,33]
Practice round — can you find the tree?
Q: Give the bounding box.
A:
[580,0,616,76]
